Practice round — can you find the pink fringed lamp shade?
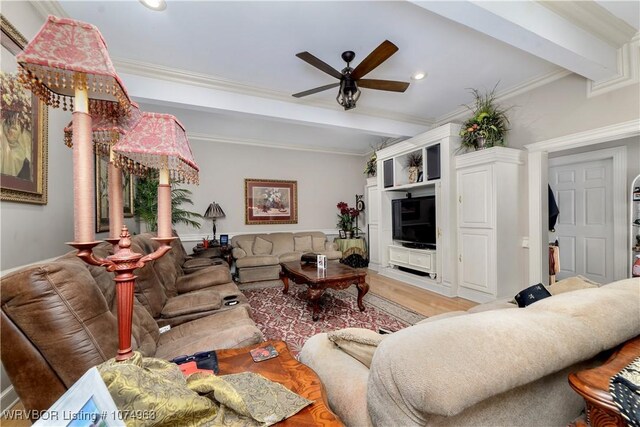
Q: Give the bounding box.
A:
[16,15,130,117]
[113,113,199,184]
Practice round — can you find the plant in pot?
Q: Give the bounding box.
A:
[405,151,423,183]
[364,152,377,177]
[336,201,360,238]
[459,85,510,152]
[134,176,203,233]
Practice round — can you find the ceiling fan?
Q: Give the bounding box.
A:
[293,40,410,111]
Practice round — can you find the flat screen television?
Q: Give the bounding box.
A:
[392,196,436,249]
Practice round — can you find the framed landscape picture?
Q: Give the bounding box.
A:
[0,15,48,204]
[245,178,298,224]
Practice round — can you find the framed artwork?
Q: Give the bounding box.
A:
[245,178,298,225]
[0,15,48,204]
[95,154,134,232]
[339,230,347,239]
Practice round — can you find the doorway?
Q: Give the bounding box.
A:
[548,146,626,284]
[549,156,614,283]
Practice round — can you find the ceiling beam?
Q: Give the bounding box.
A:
[411,0,620,82]
[119,72,429,138]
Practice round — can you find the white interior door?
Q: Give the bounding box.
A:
[549,158,614,283]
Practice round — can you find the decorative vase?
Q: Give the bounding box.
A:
[475,137,486,150]
[408,166,419,183]
[346,231,354,239]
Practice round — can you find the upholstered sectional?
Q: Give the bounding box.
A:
[0,234,264,416]
[300,278,640,426]
[231,232,342,283]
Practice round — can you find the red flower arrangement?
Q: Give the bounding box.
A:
[336,201,359,231]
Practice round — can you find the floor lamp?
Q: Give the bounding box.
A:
[17,16,199,361]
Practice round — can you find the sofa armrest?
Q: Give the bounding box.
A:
[300,334,372,427]
[175,265,232,293]
[232,247,247,259]
[160,290,222,319]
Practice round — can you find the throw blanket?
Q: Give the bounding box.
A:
[610,356,640,427]
[98,352,312,426]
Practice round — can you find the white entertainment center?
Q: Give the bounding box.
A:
[366,123,527,303]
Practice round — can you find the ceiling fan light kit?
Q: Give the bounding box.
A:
[293,40,410,111]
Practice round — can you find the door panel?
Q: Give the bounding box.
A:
[458,228,493,294]
[457,166,492,228]
[549,158,613,283]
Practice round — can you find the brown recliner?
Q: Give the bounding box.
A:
[0,252,264,418]
[130,234,251,327]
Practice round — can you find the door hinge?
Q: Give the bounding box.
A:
[459,254,462,262]
[459,195,462,203]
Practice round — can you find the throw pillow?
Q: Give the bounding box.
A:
[312,237,326,252]
[514,283,552,307]
[294,236,313,252]
[237,239,254,256]
[253,236,273,255]
[327,328,386,368]
[548,276,600,295]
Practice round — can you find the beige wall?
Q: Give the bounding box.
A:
[504,74,639,148]
[173,139,368,243]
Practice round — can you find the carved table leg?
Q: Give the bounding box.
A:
[282,274,289,294]
[356,279,369,312]
[307,288,324,321]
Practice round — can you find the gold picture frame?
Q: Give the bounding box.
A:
[0,15,48,204]
[245,178,298,225]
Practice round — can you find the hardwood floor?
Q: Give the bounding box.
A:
[366,269,476,317]
[0,269,474,426]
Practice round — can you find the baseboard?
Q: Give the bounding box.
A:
[1,384,19,413]
[456,286,497,304]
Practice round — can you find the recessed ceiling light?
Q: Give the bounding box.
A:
[139,0,166,11]
[412,72,426,80]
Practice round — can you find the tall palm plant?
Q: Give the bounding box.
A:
[134,176,202,232]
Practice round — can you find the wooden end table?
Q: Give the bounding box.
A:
[280,261,369,321]
[568,335,640,427]
[216,340,343,426]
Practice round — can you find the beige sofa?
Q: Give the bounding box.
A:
[299,278,640,426]
[231,232,342,283]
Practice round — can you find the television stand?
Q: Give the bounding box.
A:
[401,242,435,250]
[388,245,436,276]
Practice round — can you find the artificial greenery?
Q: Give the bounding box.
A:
[134,176,203,231]
[405,151,423,168]
[364,152,377,177]
[459,85,510,151]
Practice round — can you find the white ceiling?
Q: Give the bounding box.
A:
[40,0,639,155]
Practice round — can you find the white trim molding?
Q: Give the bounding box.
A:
[525,122,639,284]
[587,36,640,98]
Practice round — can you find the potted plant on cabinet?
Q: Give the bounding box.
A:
[459,85,510,151]
[405,152,423,183]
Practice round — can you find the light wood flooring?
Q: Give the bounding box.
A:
[0,269,474,426]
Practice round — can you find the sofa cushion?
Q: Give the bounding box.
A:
[232,247,247,259]
[268,233,295,255]
[548,276,599,295]
[175,264,232,294]
[294,236,313,252]
[279,252,303,263]
[160,290,222,319]
[237,239,254,256]
[327,328,386,368]
[253,236,273,255]
[312,237,326,252]
[236,255,279,268]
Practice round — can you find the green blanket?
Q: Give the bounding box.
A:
[97,352,312,426]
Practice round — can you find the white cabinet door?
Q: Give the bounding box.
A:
[369,224,380,265]
[457,165,493,229]
[458,228,495,295]
[389,246,409,264]
[367,185,380,223]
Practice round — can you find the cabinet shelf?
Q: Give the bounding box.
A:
[382,180,439,192]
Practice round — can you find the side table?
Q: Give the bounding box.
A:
[333,238,367,259]
[568,336,640,426]
[192,244,222,259]
[216,340,343,426]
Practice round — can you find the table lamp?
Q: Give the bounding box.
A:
[204,202,225,243]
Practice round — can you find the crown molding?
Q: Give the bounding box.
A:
[114,58,433,127]
[524,119,640,153]
[29,0,69,20]
[188,133,367,157]
[433,68,572,126]
[587,35,640,98]
[537,0,637,48]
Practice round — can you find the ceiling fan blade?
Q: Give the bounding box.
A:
[296,52,343,80]
[292,82,340,98]
[351,40,399,80]
[357,79,410,92]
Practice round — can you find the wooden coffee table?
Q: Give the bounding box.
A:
[280,261,369,321]
[217,340,342,426]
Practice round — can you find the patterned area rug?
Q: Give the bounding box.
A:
[239,280,425,355]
